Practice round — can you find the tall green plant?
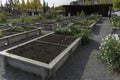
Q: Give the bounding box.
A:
[0,30,3,37]
[80,10,86,17]
[0,13,7,22]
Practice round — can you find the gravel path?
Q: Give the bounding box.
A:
[0,17,119,80]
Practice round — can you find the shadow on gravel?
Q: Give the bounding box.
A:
[54,39,100,80]
[92,24,101,35]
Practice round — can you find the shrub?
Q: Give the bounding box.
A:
[99,34,120,72]
[0,30,3,37]
[20,16,33,23]
[75,29,92,45]
[54,26,73,35]
[36,15,43,20]
[11,26,24,31]
[80,10,86,17]
[0,13,7,22]
[111,17,120,28]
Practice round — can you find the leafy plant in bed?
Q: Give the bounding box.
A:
[2,26,36,36]
[111,16,120,29]
[54,26,92,45]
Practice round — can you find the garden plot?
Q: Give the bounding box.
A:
[0,33,81,80]
[0,24,11,30]
[0,27,41,47]
[110,16,120,35]
[73,19,97,29]
[41,21,57,30]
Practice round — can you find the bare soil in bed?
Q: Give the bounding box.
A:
[8,41,66,64]
[37,34,77,45]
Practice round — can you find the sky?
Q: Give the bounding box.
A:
[1,0,75,7]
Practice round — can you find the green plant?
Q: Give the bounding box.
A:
[36,15,43,20]
[0,13,7,22]
[54,25,92,45]
[76,29,92,45]
[12,26,24,31]
[111,17,120,28]
[80,10,86,17]
[54,26,72,35]
[0,30,3,37]
[20,16,33,23]
[99,34,120,72]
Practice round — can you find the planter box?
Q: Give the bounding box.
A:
[0,28,41,47]
[73,18,100,30]
[0,33,81,80]
[42,23,57,30]
[73,21,97,30]
[112,28,120,34]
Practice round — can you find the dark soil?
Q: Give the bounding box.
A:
[8,41,66,64]
[38,34,77,45]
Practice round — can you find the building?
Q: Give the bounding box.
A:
[63,4,112,17]
[70,0,111,5]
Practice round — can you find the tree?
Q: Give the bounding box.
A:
[14,0,20,9]
[36,0,42,10]
[8,0,14,9]
[26,0,31,9]
[85,0,90,5]
[113,0,120,10]
[20,0,26,9]
[99,0,107,4]
[55,6,64,11]
[43,0,46,13]
[29,0,42,10]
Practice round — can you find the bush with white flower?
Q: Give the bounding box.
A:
[99,34,120,72]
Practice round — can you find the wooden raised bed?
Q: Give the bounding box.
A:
[0,32,81,80]
[73,18,100,30]
[0,28,41,47]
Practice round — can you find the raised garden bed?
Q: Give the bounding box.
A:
[3,29,23,36]
[8,41,66,64]
[0,28,41,47]
[0,32,81,80]
[73,19,98,30]
[41,23,57,30]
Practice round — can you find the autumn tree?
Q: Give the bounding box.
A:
[85,0,91,5]
[113,0,120,10]
[26,0,31,9]
[20,0,26,9]
[26,0,42,10]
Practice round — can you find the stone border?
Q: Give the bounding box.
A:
[0,32,81,80]
[0,28,41,47]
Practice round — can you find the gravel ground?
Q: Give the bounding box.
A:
[0,17,120,80]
